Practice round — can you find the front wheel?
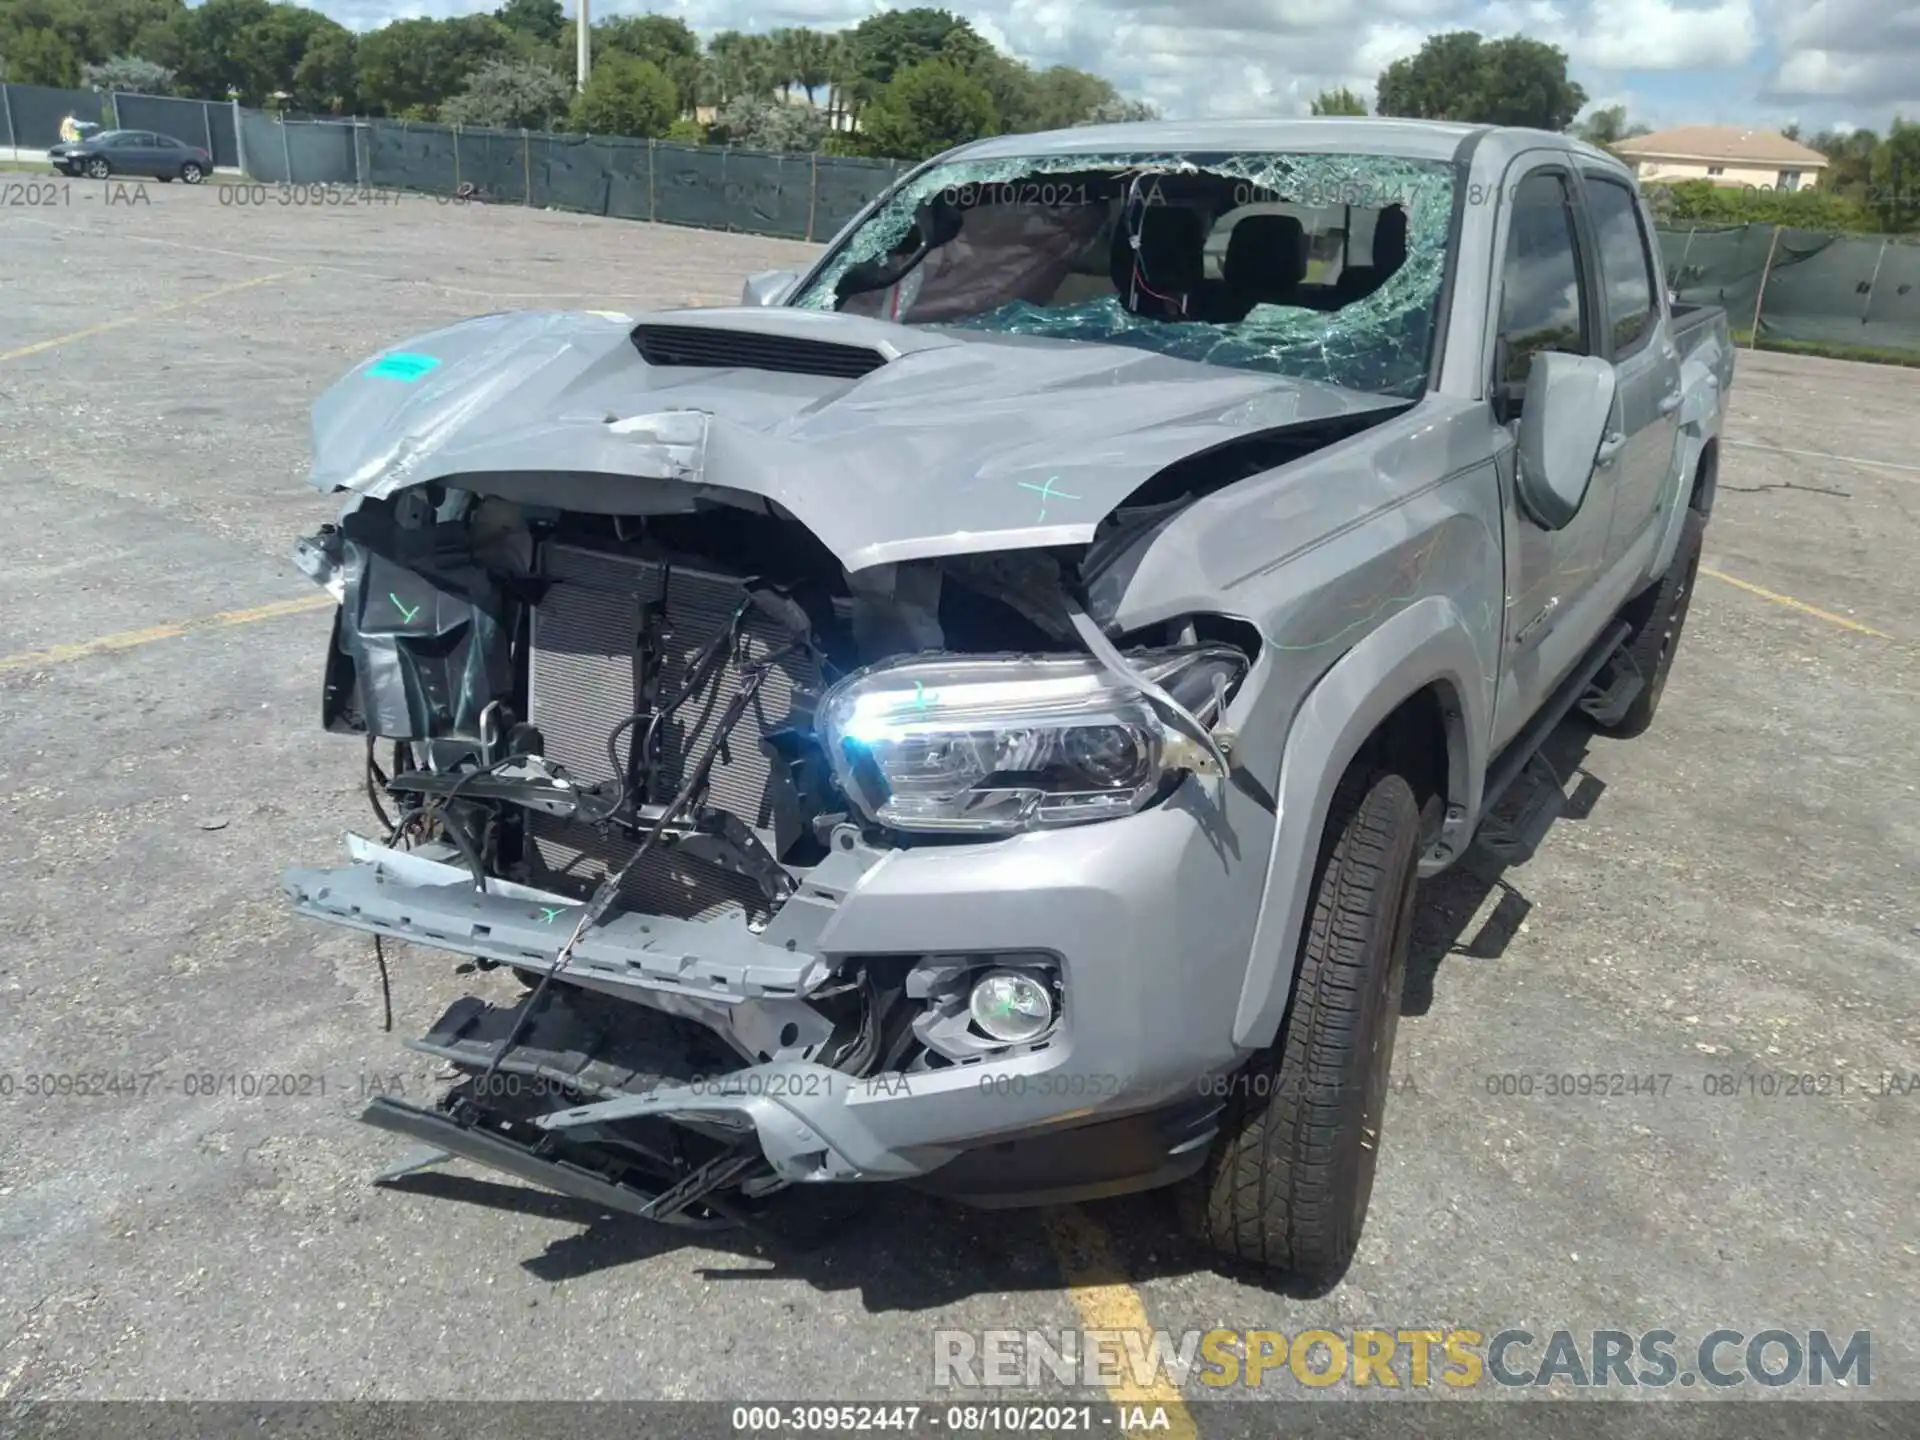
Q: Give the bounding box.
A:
[84,157,111,180]
[1179,765,1420,1288]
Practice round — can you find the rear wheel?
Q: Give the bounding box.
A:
[1179,765,1420,1288]
[181,162,205,184]
[1596,508,1704,739]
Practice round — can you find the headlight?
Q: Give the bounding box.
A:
[819,648,1245,835]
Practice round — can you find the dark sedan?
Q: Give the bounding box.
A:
[48,129,212,183]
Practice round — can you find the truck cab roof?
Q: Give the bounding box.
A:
[943,117,1635,182]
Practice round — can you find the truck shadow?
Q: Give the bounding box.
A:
[378,720,1614,1305]
[1401,722,1606,1016]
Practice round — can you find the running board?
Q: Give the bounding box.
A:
[1480,619,1631,819]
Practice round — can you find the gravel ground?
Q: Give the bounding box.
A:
[0,179,1915,1427]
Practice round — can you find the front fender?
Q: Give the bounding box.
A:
[1232,594,1488,1049]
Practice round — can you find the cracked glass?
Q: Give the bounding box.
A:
[789,151,1457,399]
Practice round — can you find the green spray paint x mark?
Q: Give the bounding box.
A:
[1017,476,1081,523]
[390,593,421,624]
[366,351,441,381]
[536,906,567,925]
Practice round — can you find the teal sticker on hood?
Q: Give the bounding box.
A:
[366,352,441,381]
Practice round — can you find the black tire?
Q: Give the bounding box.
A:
[181,162,204,184]
[1596,508,1705,739]
[1179,765,1421,1286]
[159,175,173,182]
[84,157,111,180]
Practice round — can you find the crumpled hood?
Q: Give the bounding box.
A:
[310,307,1400,572]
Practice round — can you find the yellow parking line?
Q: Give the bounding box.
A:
[0,271,296,363]
[1700,566,1895,640]
[1042,1207,1198,1437]
[0,595,332,675]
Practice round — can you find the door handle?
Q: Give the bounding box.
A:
[1596,432,1627,466]
[1658,390,1682,415]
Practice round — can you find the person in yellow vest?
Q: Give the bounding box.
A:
[59,113,83,144]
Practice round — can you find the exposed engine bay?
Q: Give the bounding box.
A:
[289,481,1253,1225]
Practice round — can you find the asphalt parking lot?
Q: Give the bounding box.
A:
[1,178,1916,1425]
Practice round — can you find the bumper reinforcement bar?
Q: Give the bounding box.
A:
[359,1095,756,1228]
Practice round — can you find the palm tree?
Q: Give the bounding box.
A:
[781,27,832,106]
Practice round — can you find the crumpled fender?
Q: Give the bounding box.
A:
[1233,594,1488,1049]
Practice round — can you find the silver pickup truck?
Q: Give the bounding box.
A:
[283,117,1732,1287]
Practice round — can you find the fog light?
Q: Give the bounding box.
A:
[968,970,1055,1044]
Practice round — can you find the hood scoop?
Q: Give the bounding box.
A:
[631,322,889,380]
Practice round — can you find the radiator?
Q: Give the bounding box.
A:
[524,541,819,922]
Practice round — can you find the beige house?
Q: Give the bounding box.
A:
[1612,126,1829,192]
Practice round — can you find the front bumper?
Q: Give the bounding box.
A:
[282,778,1272,1202]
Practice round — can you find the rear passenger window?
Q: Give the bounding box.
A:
[1585,178,1658,356]
[1495,172,1589,388]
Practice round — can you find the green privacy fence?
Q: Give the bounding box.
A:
[1656,223,1920,357]
[234,110,914,244]
[0,82,238,167]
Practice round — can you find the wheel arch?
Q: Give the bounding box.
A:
[1232,595,1489,1049]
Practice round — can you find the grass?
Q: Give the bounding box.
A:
[1729,327,1920,368]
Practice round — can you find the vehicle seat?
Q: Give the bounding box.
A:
[1335,205,1409,306]
[1110,206,1208,319]
[1205,215,1309,323]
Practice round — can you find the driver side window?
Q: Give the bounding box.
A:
[1494,171,1592,392]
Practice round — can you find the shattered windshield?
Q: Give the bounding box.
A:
[788,150,1457,399]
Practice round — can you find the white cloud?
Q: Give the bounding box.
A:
[1572,0,1758,71]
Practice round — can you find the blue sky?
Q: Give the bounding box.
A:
[323,0,1912,136]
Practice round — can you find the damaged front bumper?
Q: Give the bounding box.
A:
[284,783,1266,1211]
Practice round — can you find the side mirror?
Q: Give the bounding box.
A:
[741,268,801,307]
[1515,351,1617,531]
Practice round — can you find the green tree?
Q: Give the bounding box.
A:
[291,23,355,112]
[159,0,297,103]
[494,0,561,46]
[441,56,569,129]
[593,14,699,111]
[1808,126,1878,209]
[709,92,825,152]
[1577,103,1650,147]
[82,53,175,92]
[1869,119,1920,231]
[354,15,507,117]
[1023,65,1116,131]
[0,28,81,85]
[705,29,779,102]
[1310,86,1367,116]
[568,51,676,137]
[773,26,833,104]
[856,57,997,160]
[844,8,984,105]
[663,115,706,145]
[1080,96,1158,125]
[962,49,1038,132]
[82,0,187,62]
[0,0,96,85]
[1376,30,1585,131]
[1653,176,1873,231]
